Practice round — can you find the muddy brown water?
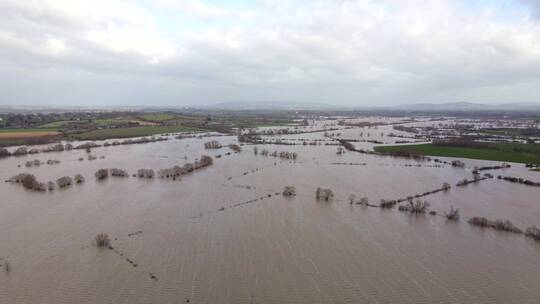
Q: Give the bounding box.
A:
[0,131,539,303]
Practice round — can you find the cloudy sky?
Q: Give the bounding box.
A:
[1,0,540,107]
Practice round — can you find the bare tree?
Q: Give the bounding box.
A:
[283,186,296,196]
[442,182,451,191]
[95,169,109,180]
[444,206,460,221]
[525,226,540,241]
[95,233,111,247]
[57,176,73,188]
[74,174,85,183]
[316,187,334,201]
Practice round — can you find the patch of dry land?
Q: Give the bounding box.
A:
[1,118,540,304]
[0,130,59,139]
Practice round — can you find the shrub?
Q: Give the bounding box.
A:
[357,197,369,205]
[0,148,9,158]
[74,174,85,183]
[408,198,430,213]
[13,147,28,156]
[204,140,222,149]
[348,194,356,204]
[200,155,213,166]
[316,187,333,201]
[492,219,522,233]
[379,199,397,209]
[56,176,73,188]
[283,186,296,196]
[442,182,451,191]
[468,216,489,227]
[468,217,522,233]
[95,169,109,180]
[95,233,111,248]
[110,168,128,177]
[21,174,38,190]
[229,144,242,152]
[525,226,540,241]
[137,169,155,178]
[445,206,460,221]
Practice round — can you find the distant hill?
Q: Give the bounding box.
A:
[391,102,540,112]
[204,101,340,111]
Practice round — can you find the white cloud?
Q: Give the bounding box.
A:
[0,0,540,106]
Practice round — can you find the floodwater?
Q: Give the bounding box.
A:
[1,124,540,303]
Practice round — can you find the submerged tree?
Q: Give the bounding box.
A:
[204,140,222,149]
[95,169,109,180]
[283,186,296,196]
[229,144,242,153]
[74,174,85,184]
[407,198,430,213]
[316,187,334,201]
[21,174,38,190]
[0,148,9,158]
[95,233,111,248]
[444,206,460,221]
[525,226,540,241]
[56,176,73,188]
[442,182,451,191]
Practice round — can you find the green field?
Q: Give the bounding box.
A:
[0,127,59,132]
[138,114,178,122]
[69,126,201,140]
[374,142,540,164]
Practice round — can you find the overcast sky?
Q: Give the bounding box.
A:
[1,0,540,107]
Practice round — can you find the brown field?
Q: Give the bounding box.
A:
[0,131,60,139]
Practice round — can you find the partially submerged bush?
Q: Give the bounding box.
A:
[21,174,38,190]
[13,147,28,156]
[229,144,242,152]
[445,206,460,221]
[47,181,55,191]
[406,198,430,213]
[468,216,489,227]
[0,148,9,158]
[95,233,111,248]
[95,169,109,180]
[468,217,522,233]
[204,140,222,149]
[110,168,128,177]
[57,176,73,188]
[137,169,155,178]
[525,226,540,241]
[379,199,397,209]
[74,174,85,184]
[357,197,369,205]
[442,182,451,191]
[316,187,333,201]
[283,186,296,196]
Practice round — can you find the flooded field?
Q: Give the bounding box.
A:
[1,122,540,304]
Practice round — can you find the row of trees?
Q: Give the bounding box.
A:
[1,137,168,158]
[95,168,131,180]
[316,187,334,201]
[6,173,83,191]
[158,155,213,179]
[204,140,222,149]
[257,148,298,160]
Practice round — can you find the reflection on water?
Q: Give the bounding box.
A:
[0,132,539,304]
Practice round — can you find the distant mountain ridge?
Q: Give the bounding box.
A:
[391,102,540,112]
[205,101,340,110]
